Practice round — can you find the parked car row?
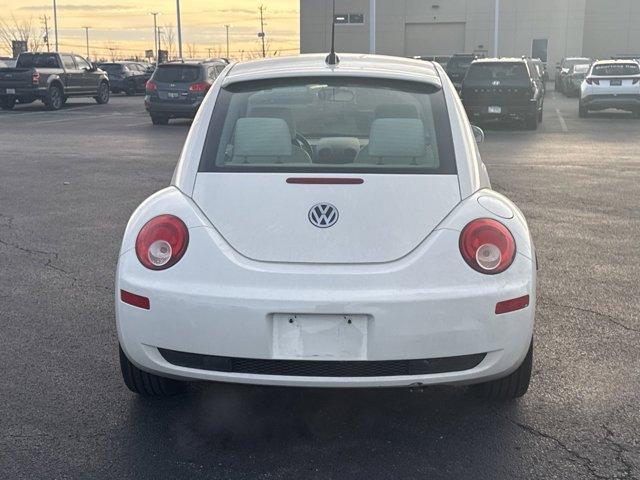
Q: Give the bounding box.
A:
[97,61,153,95]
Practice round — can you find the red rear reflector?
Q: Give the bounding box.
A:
[495,295,530,315]
[146,80,157,92]
[286,177,364,185]
[120,290,150,310]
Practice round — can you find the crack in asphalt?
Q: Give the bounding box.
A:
[493,411,638,480]
[538,297,640,334]
[0,234,112,294]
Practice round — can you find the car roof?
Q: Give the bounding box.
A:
[592,59,639,65]
[471,57,526,64]
[223,54,441,86]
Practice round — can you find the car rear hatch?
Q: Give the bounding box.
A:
[190,75,461,264]
[462,62,532,107]
[151,64,204,104]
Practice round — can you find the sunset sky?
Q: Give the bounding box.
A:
[0,0,300,60]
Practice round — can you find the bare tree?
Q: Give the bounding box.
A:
[186,43,198,59]
[104,42,121,61]
[0,14,43,55]
[161,24,176,60]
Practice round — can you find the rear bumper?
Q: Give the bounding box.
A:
[0,85,44,98]
[581,94,640,110]
[145,97,200,117]
[464,102,538,121]
[117,227,536,388]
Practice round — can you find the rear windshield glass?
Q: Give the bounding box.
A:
[564,59,590,68]
[199,77,456,174]
[99,63,123,73]
[592,63,640,76]
[154,65,200,83]
[16,53,60,68]
[572,64,590,74]
[466,63,528,81]
[447,57,474,71]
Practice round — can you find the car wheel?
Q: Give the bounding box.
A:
[125,84,136,96]
[44,85,63,110]
[579,102,588,118]
[119,345,186,396]
[150,114,169,125]
[0,96,16,110]
[525,113,539,130]
[474,340,533,400]
[95,82,110,104]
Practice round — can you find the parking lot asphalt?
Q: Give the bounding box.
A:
[1,91,639,479]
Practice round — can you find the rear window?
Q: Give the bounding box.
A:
[199,77,456,175]
[564,59,590,69]
[447,57,474,71]
[154,65,201,83]
[16,53,60,68]
[99,63,123,73]
[573,64,590,74]
[466,62,529,81]
[592,63,640,76]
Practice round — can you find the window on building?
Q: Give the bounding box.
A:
[334,13,364,25]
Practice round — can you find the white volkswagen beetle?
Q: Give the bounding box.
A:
[117,54,536,400]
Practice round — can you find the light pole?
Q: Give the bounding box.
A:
[494,0,500,57]
[225,24,230,59]
[82,26,90,59]
[53,0,59,51]
[176,0,183,59]
[369,0,376,54]
[150,12,160,61]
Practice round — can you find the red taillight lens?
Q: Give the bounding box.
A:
[459,219,516,274]
[145,80,157,92]
[32,72,40,85]
[188,81,210,93]
[135,215,189,270]
[585,77,599,85]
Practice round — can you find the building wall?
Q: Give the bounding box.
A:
[301,0,640,69]
[583,0,640,59]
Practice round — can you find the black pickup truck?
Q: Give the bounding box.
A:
[0,52,109,110]
[460,57,545,130]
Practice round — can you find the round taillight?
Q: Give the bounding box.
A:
[459,218,516,274]
[135,215,189,270]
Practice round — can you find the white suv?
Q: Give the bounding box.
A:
[579,60,640,117]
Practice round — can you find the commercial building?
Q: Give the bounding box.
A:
[300,0,640,71]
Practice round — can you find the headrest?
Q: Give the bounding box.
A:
[368,118,426,158]
[374,104,419,118]
[233,118,292,157]
[248,106,296,138]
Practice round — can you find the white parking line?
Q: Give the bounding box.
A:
[25,112,123,126]
[555,108,568,132]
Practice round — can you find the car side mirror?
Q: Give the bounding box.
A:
[471,125,484,144]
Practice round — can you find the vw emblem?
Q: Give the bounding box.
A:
[308,203,339,228]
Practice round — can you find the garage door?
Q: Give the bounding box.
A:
[405,23,465,56]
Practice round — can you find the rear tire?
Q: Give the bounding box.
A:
[119,345,186,396]
[44,85,63,110]
[95,82,110,104]
[525,113,539,130]
[474,340,533,400]
[0,97,16,110]
[579,102,588,118]
[125,84,136,96]
[150,114,169,125]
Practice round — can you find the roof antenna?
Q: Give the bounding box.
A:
[326,0,339,66]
